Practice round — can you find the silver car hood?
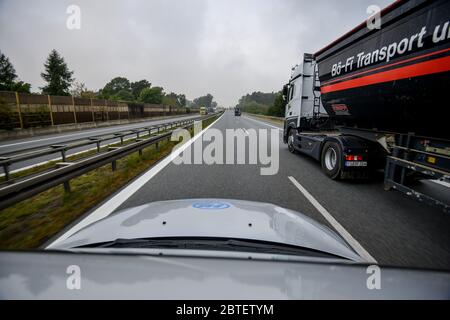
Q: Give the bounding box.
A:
[1,251,449,299]
[50,199,362,262]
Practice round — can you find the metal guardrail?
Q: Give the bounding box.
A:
[0,113,221,210]
[0,115,212,180]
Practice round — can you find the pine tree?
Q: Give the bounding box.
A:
[0,51,18,91]
[41,49,74,95]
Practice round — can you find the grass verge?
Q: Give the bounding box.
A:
[243,113,284,127]
[0,115,219,249]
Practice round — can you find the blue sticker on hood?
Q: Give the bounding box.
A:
[192,202,231,209]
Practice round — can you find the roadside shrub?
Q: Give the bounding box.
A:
[0,98,17,130]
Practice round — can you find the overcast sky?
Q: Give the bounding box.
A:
[0,0,393,106]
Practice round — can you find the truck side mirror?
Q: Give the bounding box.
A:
[282,85,288,101]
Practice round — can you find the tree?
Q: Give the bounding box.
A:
[238,91,277,108]
[268,92,285,117]
[237,91,279,115]
[0,51,31,92]
[70,81,98,98]
[162,93,178,106]
[111,89,134,102]
[41,49,74,95]
[131,80,151,100]
[240,101,269,115]
[0,51,17,90]
[193,93,214,108]
[177,94,186,107]
[11,81,31,93]
[163,92,186,107]
[70,81,87,97]
[139,87,164,104]
[99,77,131,99]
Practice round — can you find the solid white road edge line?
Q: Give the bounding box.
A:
[46,113,224,248]
[288,176,377,263]
[243,115,283,130]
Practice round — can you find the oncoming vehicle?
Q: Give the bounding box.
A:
[200,106,207,115]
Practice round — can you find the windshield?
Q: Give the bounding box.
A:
[0,0,449,302]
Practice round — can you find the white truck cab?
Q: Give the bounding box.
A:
[284,53,326,132]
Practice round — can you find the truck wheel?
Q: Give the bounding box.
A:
[287,129,298,154]
[321,141,342,180]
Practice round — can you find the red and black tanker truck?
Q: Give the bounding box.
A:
[283,0,449,211]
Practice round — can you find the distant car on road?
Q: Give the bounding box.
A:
[234,107,241,116]
[200,107,207,115]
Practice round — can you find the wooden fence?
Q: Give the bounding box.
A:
[0,91,195,130]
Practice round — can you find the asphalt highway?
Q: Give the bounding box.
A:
[110,110,450,270]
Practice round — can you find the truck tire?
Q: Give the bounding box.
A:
[321,141,342,180]
[287,129,298,154]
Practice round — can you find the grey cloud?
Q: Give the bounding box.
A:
[0,0,393,106]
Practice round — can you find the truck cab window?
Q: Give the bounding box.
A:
[289,85,295,101]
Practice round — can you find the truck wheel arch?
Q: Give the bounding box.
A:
[283,122,297,144]
[320,136,345,153]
